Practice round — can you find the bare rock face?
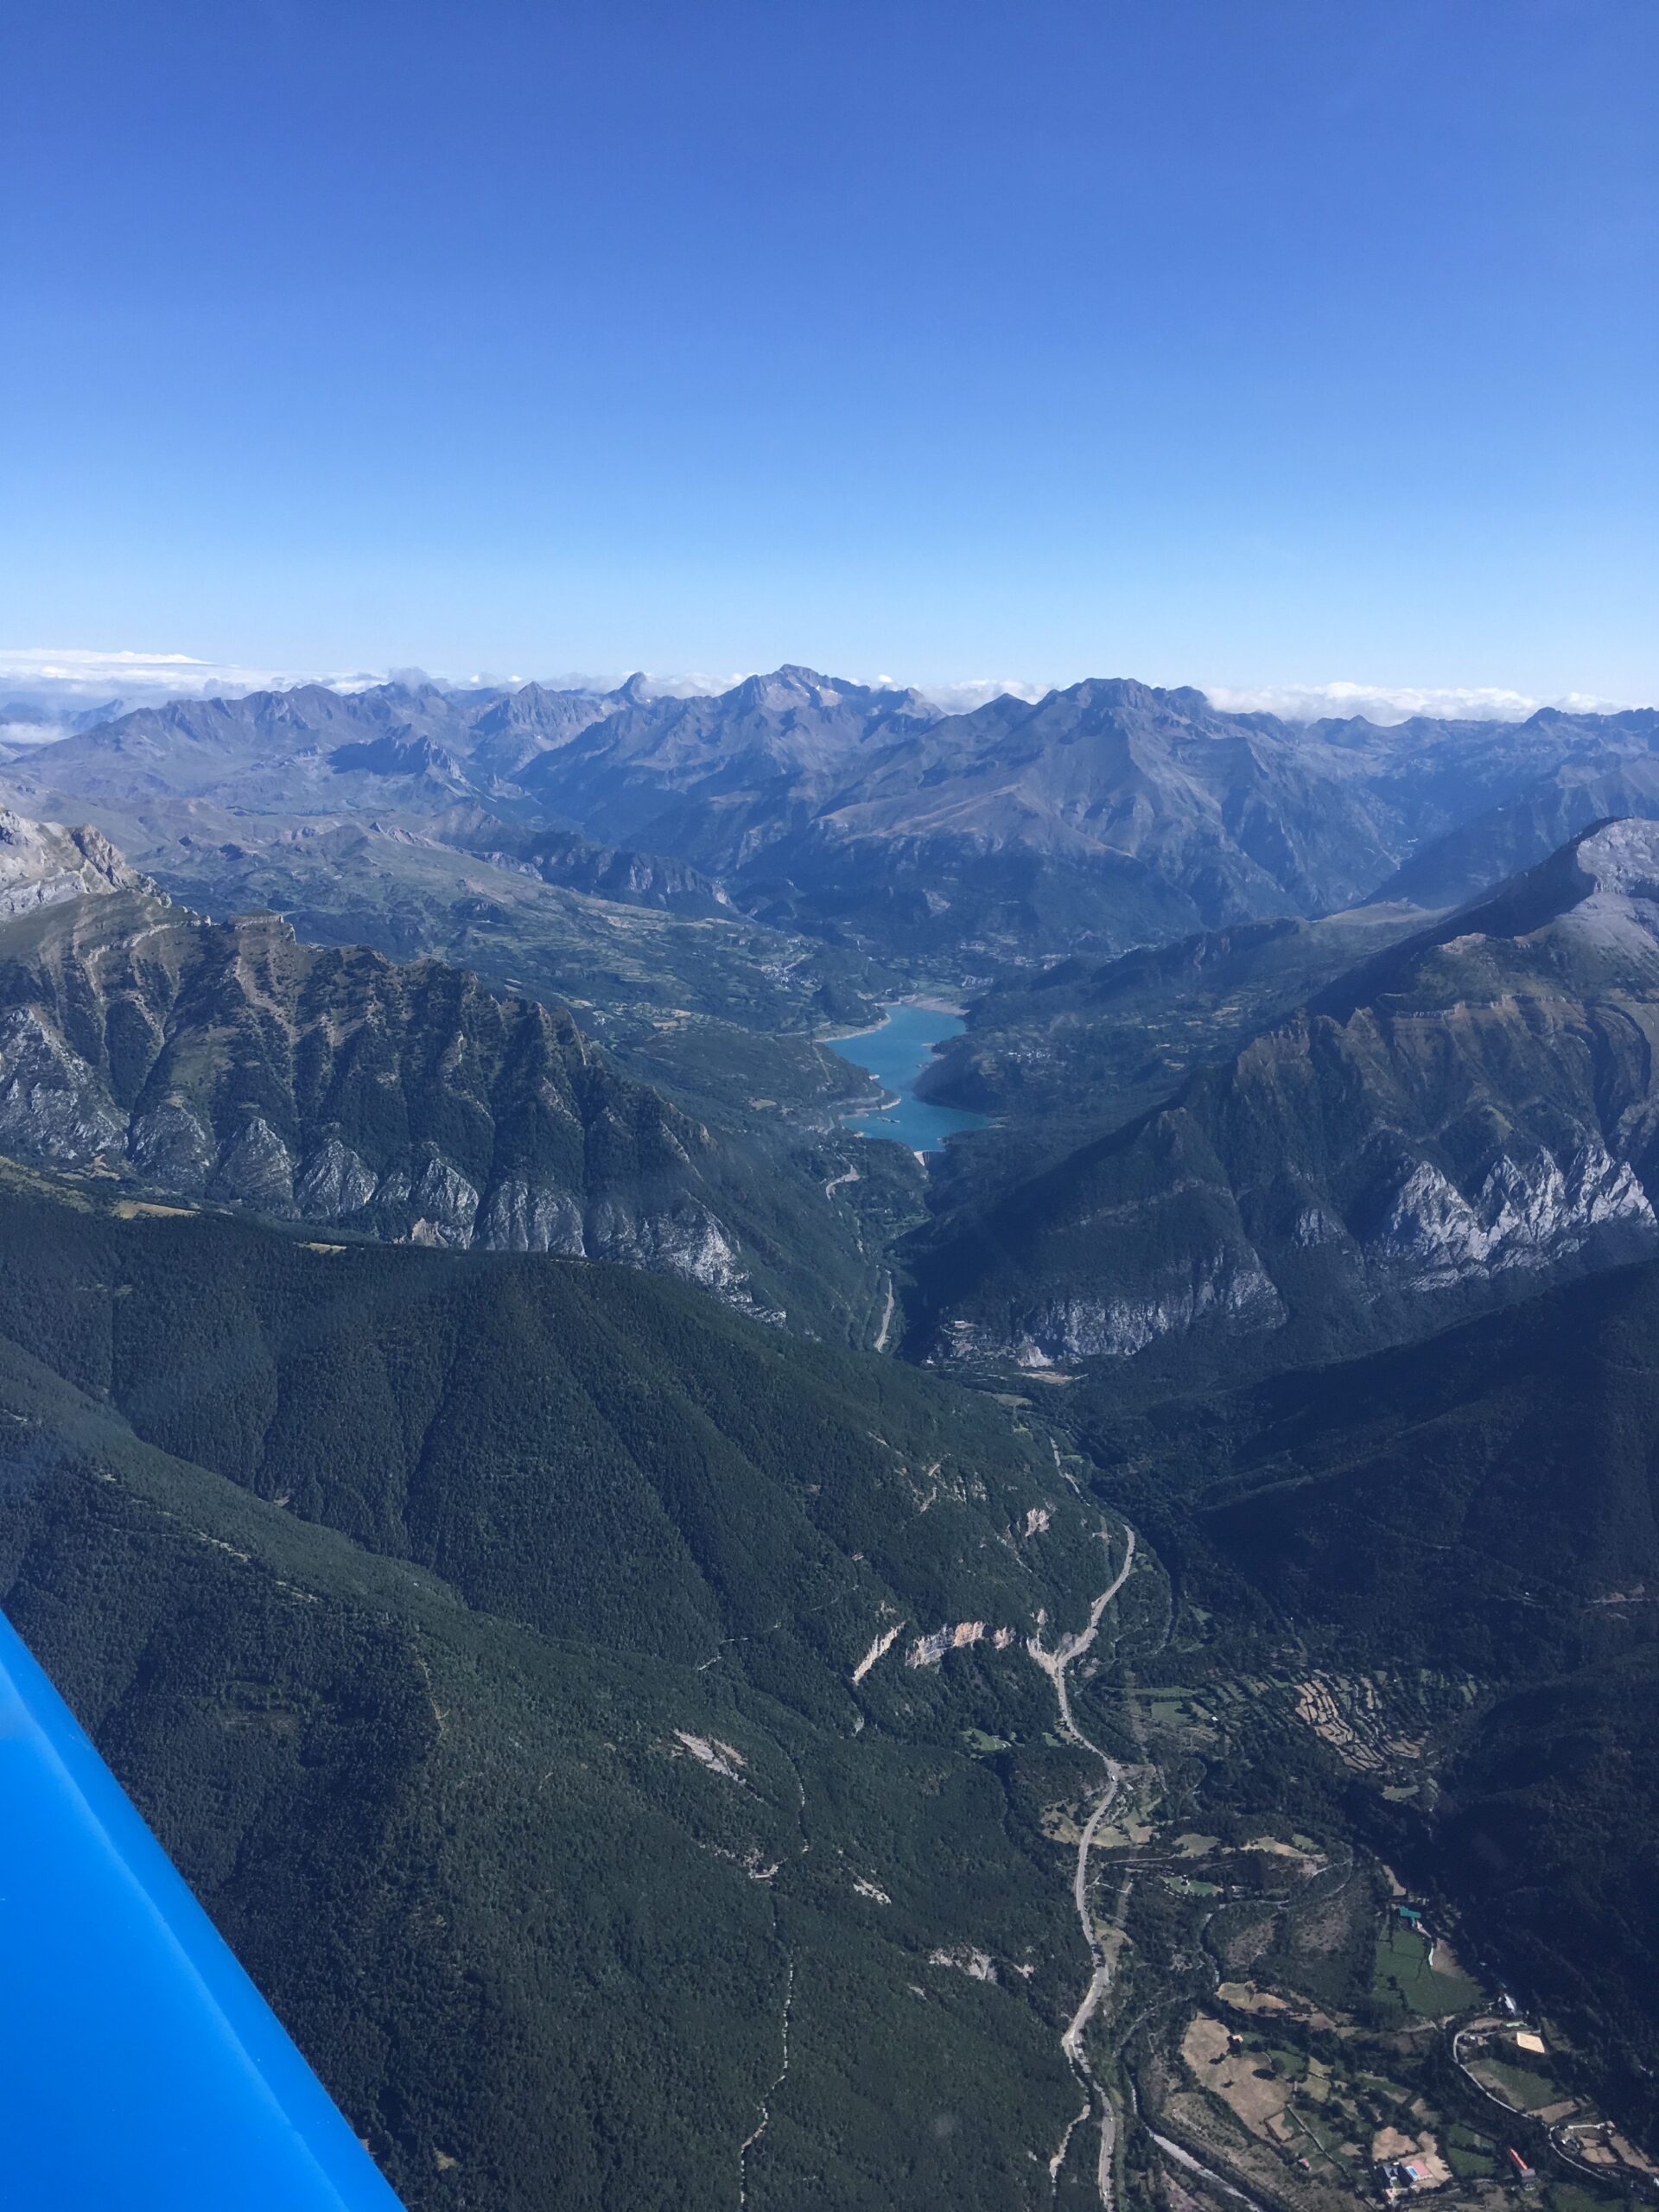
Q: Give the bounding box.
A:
[1007,1251,1287,1365]
[294,1138,380,1220]
[128,1103,217,1192]
[407,1154,481,1248]
[1370,1144,1656,1288]
[587,1195,746,1294]
[474,1179,587,1255]
[0,811,766,1315]
[0,1007,126,1162]
[906,1622,1014,1669]
[0,811,143,916]
[210,1116,296,1212]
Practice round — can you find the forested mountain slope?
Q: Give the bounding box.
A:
[0,1166,1141,2211]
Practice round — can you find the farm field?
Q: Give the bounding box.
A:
[1374,1925,1485,2018]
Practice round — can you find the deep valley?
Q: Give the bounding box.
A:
[3,671,1659,2212]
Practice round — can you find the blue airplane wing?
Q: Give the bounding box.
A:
[0,1609,407,2210]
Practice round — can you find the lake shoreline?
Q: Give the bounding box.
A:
[823,1002,988,1156]
[816,994,968,1046]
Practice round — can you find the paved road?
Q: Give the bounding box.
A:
[1028,1527,1138,2209]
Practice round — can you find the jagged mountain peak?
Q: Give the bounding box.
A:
[730,664,838,709]
[1048,674,1185,714]
[721,664,934,716]
[1467,813,1659,968]
[1566,812,1659,894]
[1477,812,1659,938]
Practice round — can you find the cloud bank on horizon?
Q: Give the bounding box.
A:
[0,646,1640,737]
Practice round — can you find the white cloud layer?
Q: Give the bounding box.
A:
[0,646,515,743]
[908,677,1050,714]
[1205,679,1639,726]
[0,646,349,700]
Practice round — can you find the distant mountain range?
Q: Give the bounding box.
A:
[13,671,1659,1372]
[7,670,1659,976]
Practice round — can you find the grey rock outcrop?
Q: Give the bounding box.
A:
[0,1007,126,1161]
[211,1116,296,1211]
[0,810,143,916]
[474,1179,587,1255]
[1003,1251,1287,1366]
[0,815,766,1316]
[294,1137,380,1219]
[408,1155,481,1248]
[1370,1144,1655,1288]
[587,1195,745,1294]
[128,1103,216,1190]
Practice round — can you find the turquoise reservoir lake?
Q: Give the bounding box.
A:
[826,1003,988,1154]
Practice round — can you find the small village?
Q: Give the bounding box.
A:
[1157,1890,1659,2212]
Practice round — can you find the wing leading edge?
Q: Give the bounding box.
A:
[0,1609,408,2210]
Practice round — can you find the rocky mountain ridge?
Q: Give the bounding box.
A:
[912,818,1659,1374]
[1376,747,1659,911]
[0,817,775,1311]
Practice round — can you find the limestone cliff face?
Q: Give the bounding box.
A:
[0,818,767,1313]
[1367,1144,1653,1289]
[967,1249,1287,1368]
[919,822,1659,1369]
[0,810,143,916]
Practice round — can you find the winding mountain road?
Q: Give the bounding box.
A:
[1028,1526,1137,2208]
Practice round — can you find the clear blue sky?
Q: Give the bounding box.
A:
[3,0,1656,703]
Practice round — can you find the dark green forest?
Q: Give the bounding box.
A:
[10,1150,1659,2197]
[0,1166,1125,2210]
